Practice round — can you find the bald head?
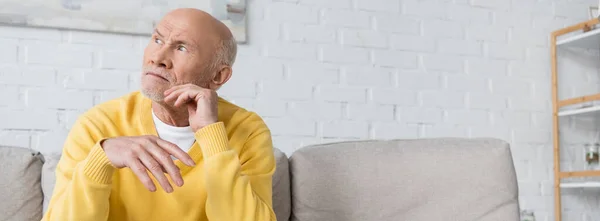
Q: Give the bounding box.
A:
[140,8,236,101]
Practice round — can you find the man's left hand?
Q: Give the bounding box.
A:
[163,84,218,132]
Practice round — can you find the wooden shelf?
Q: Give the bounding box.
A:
[558,105,600,117]
[559,170,600,178]
[560,181,600,188]
[557,26,600,49]
[558,93,600,108]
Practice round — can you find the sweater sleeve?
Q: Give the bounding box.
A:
[42,116,115,221]
[196,122,277,221]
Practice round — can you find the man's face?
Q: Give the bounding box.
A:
[140,14,217,102]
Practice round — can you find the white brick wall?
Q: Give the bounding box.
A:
[0,0,597,219]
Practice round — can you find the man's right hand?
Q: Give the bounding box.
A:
[101,135,196,193]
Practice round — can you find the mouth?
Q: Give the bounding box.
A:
[146,72,168,81]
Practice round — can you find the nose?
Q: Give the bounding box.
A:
[150,46,173,69]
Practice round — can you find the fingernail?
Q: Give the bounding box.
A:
[167,187,173,193]
[188,160,196,166]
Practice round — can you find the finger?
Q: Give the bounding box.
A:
[128,159,157,192]
[146,143,184,187]
[163,89,185,103]
[138,149,174,193]
[155,138,196,167]
[174,91,194,107]
[164,84,186,95]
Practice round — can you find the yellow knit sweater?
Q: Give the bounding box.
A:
[42,91,276,221]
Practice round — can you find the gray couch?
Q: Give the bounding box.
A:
[0,138,520,221]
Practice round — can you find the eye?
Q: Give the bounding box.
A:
[177,45,188,52]
[154,37,163,45]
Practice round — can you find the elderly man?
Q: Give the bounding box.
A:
[43,8,276,221]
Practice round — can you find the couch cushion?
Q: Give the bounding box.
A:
[0,146,44,221]
[289,138,519,221]
[272,148,291,221]
[40,148,292,220]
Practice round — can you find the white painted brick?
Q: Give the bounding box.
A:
[355,0,400,12]
[445,109,490,126]
[486,42,525,60]
[422,124,468,138]
[264,117,316,136]
[99,50,142,70]
[33,129,68,154]
[530,161,552,182]
[253,21,283,44]
[347,103,394,121]
[64,110,86,130]
[422,54,464,72]
[0,66,56,86]
[283,24,336,44]
[320,45,370,64]
[298,0,352,9]
[98,90,130,104]
[531,112,551,129]
[493,12,533,29]
[438,39,482,56]
[467,92,507,110]
[25,44,93,68]
[492,111,531,128]
[344,66,393,87]
[0,131,30,148]
[466,25,508,42]
[61,70,129,90]
[398,107,443,124]
[420,91,466,108]
[0,25,61,40]
[390,35,435,52]
[471,0,510,10]
[373,14,420,34]
[469,126,511,141]
[69,31,135,48]
[271,135,321,156]
[260,81,311,100]
[512,0,553,16]
[509,61,548,80]
[492,78,532,97]
[553,2,589,20]
[371,88,417,105]
[396,71,441,90]
[322,120,369,138]
[26,88,94,109]
[372,123,420,139]
[0,109,57,130]
[466,57,508,76]
[266,2,319,24]
[513,129,550,144]
[286,61,339,84]
[317,85,366,102]
[265,42,317,60]
[0,40,17,63]
[321,9,371,28]
[511,28,548,47]
[0,85,20,107]
[340,29,388,48]
[372,50,418,69]
[423,20,463,39]
[525,47,550,65]
[445,74,490,92]
[219,77,256,98]
[251,99,287,117]
[233,57,284,81]
[508,97,548,112]
[446,5,492,24]
[403,0,446,19]
[288,101,342,120]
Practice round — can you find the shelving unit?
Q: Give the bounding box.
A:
[551,18,600,221]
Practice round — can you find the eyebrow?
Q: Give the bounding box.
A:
[153,28,196,48]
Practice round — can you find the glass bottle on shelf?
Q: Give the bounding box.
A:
[584,143,600,170]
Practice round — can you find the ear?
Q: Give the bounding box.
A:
[210,65,232,90]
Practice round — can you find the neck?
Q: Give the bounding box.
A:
[151,101,190,127]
